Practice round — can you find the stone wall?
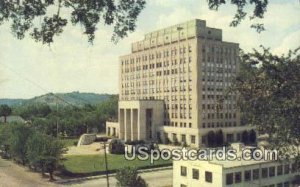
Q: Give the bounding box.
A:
[77,134,96,147]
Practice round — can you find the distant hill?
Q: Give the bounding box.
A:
[0,99,26,106]
[0,92,115,107]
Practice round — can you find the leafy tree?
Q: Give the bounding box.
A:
[0,0,146,44]
[97,95,118,120]
[0,124,12,158]
[207,130,216,147]
[14,104,52,120]
[109,140,125,154]
[249,129,257,144]
[26,132,48,171]
[207,0,269,32]
[8,124,33,165]
[26,132,64,181]
[215,130,224,146]
[1,0,287,45]
[241,130,249,145]
[0,105,12,123]
[115,167,148,187]
[230,47,300,160]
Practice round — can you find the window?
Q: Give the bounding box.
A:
[192,169,199,180]
[226,134,234,143]
[235,172,242,183]
[262,168,268,178]
[244,170,252,181]
[205,171,213,183]
[277,165,283,175]
[277,183,283,187]
[283,182,289,187]
[269,166,275,177]
[181,166,187,176]
[226,173,233,185]
[253,169,259,180]
[191,135,196,144]
[180,184,187,187]
[284,164,290,174]
[181,135,186,143]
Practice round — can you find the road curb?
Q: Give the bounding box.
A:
[55,166,173,184]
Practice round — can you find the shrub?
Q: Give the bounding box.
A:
[115,167,148,187]
[109,141,125,154]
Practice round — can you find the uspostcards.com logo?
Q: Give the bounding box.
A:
[124,146,279,164]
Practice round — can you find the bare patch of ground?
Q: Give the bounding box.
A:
[65,142,105,156]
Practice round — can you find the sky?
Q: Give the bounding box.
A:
[0,0,299,99]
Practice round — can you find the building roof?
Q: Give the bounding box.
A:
[208,158,274,169]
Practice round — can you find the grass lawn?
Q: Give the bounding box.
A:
[62,154,172,175]
[59,138,78,147]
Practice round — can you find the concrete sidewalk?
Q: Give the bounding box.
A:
[55,166,172,184]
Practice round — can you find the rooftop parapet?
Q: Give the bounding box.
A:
[131,19,222,52]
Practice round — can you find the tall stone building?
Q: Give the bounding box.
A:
[106,19,253,147]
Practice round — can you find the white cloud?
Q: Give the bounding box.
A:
[273,30,300,55]
[156,7,195,28]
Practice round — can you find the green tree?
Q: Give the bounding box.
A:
[241,130,249,145]
[1,0,286,45]
[0,0,146,44]
[26,132,64,181]
[8,124,33,165]
[207,130,216,147]
[249,129,257,144]
[230,47,300,159]
[215,130,224,146]
[115,167,148,187]
[26,132,48,171]
[0,124,12,158]
[15,104,52,120]
[207,0,270,32]
[0,105,12,123]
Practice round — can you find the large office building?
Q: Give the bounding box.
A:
[106,19,253,147]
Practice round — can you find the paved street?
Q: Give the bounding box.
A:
[64,169,172,187]
[0,158,172,187]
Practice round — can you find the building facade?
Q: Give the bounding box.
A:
[173,153,300,187]
[107,19,253,147]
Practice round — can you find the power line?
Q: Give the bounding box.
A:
[0,62,77,108]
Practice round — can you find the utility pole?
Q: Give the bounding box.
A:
[56,100,59,138]
[103,142,110,187]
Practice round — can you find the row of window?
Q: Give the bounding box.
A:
[226,164,298,185]
[202,121,238,128]
[122,45,193,65]
[262,181,291,187]
[179,164,298,186]
[166,134,196,144]
[180,166,213,182]
[164,122,193,128]
[123,58,193,73]
[123,41,237,62]
[202,112,237,119]
[122,87,193,95]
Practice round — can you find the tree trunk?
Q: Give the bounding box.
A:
[41,167,46,177]
[4,115,7,123]
[49,171,54,181]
